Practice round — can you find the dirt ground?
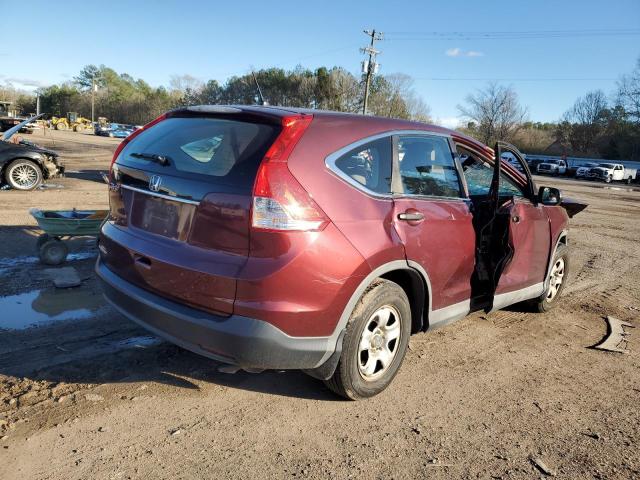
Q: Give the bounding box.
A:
[0,129,639,479]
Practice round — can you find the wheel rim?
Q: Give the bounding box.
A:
[11,164,39,189]
[357,305,402,380]
[546,257,565,301]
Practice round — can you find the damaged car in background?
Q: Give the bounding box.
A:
[0,114,64,190]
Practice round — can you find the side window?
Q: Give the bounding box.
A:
[397,136,461,197]
[334,137,392,194]
[462,156,525,197]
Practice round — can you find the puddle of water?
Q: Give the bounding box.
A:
[0,288,106,330]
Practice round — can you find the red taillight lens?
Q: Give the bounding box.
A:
[252,114,328,232]
[109,113,168,172]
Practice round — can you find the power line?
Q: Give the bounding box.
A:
[414,77,618,82]
[361,29,383,115]
[385,28,640,41]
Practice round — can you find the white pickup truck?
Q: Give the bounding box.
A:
[536,159,567,176]
[587,163,637,184]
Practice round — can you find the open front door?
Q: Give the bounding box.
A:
[470,143,512,311]
[469,142,539,312]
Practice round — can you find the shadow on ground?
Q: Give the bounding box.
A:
[64,169,108,185]
[0,308,339,402]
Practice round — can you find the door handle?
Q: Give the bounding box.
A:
[133,255,152,269]
[398,212,425,222]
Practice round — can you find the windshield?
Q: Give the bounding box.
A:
[601,163,615,169]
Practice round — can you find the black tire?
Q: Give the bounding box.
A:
[626,177,632,185]
[530,244,569,313]
[605,176,612,183]
[39,238,68,265]
[36,233,50,249]
[4,159,43,190]
[324,279,411,400]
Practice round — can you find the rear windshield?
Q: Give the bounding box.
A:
[119,116,279,189]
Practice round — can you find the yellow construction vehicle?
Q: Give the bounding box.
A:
[50,112,93,132]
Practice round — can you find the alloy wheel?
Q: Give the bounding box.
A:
[11,164,39,189]
[546,257,565,301]
[357,305,402,380]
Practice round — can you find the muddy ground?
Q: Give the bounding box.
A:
[0,129,638,479]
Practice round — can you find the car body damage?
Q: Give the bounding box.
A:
[0,113,65,190]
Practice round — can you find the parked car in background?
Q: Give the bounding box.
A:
[94,122,111,136]
[0,114,64,190]
[96,123,135,138]
[575,162,600,179]
[108,124,136,138]
[97,105,581,399]
[536,159,567,176]
[588,163,637,184]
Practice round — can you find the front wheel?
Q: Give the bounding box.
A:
[324,279,411,400]
[530,244,569,313]
[5,159,43,190]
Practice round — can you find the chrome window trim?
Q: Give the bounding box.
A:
[120,184,201,206]
[324,129,452,199]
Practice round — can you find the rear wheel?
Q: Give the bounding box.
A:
[5,159,43,190]
[530,244,569,313]
[324,279,411,400]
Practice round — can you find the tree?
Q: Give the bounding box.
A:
[616,57,640,124]
[458,83,528,145]
[561,90,608,153]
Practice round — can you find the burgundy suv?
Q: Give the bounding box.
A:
[97,105,573,399]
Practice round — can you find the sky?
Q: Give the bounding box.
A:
[1,0,639,126]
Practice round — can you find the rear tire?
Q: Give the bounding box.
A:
[324,279,411,400]
[530,244,569,313]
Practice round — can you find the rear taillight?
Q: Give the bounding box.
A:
[251,114,328,232]
[109,113,168,173]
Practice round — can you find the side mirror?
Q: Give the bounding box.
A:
[538,186,562,206]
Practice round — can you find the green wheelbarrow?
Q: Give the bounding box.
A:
[30,208,109,265]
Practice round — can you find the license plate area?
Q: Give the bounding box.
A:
[130,192,195,241]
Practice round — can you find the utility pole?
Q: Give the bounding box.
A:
[91,76,96,124]
[360,29,383,115]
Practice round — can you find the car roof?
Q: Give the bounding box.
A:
[173,104,492,157]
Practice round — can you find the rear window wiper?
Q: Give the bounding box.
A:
[130,152,171,166]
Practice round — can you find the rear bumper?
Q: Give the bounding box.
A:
[96,258,333,370]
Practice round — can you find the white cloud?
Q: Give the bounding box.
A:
[445,47,484,58]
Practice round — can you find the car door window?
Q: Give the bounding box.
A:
[334,137,392,194]
[462,157,525,197]
[396,136,461,197]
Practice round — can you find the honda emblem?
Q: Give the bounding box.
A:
[149,175,162,192]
